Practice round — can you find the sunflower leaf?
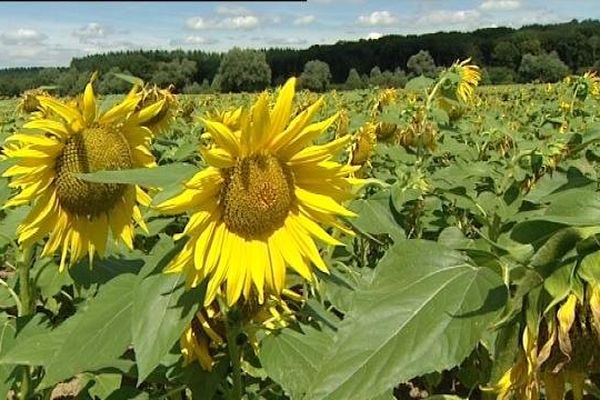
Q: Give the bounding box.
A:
[303,240,506,400]
[76,163,198,188]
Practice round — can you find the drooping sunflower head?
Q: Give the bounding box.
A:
[204,106,243,132]
[157,77,362,306]
[180,290,301,371]
[439,58,481,104]
[574,71,600,100]
[371,88,398,115]
[2,76,165,269]
[17,88,50,114]
[136,84,178,134]
[350,122,377,167]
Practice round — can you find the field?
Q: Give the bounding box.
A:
[1,73,600,400]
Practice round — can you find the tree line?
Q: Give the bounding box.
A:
[1,19,599,96]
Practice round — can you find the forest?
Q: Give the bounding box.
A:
[1,19,600,96]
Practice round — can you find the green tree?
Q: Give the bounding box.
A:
[300,60,331,92]
[344,68,365,90]
[492,41,520,69]
[151,58,197,90]
[406,50,437,78]
[518,51,570,83]
[218,47,271,92]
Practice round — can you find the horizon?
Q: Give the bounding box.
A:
[0,0,599,69]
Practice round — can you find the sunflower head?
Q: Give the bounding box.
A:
[439,58,481,104]
[2,75,165,269]
[204,107,243,132]
[157,77,361,306]
[17,88,50,114]
[350,122,377,166]
[137,84,178,134]
[374,122,398,142]
[574,71,600,100]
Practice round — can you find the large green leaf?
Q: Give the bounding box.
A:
[260,325,334,400]
[303,240,506,400]
[132,271,204,384]
[1,275,136,388]
[76,163,198,188]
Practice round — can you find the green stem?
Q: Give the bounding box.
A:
[17,245,34,400]
[225,309,243,400]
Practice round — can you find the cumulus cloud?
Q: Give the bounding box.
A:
[417,9,481,26]
[266,37,308,45]
[72,22,113,42]
[215,5,250,16]
[480,0,521,11]
[170,35,219,46]
[358,11,398,26]
[0,28,47,45]
[186,14,260,30]
[366,32,384,40]
[294,15,316,25]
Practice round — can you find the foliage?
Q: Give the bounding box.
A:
[217,47,271,93]
[407,50,438,78]
[1,68,600,399]
[299,59,332,92]
[518,51,571,83]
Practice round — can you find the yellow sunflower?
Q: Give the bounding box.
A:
[137,84,178,134]
[442,58,481,104]
[2,77,164,269]
[157,77,361,306]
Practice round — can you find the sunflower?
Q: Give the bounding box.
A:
[136,84,178,134]
[17,88,50,115]
[441,58,481,104]
[181,289,300,370]
[157,77,361,306]
[349,122,377,167]
[2,76,164,269]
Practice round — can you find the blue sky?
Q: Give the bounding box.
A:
[0,0,598,68]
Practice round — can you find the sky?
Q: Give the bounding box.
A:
[0,0,598,68]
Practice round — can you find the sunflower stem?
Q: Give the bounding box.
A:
[225,308,243,400]
[17,245,34,400]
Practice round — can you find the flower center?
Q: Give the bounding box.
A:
[55,127,132,217]
[221,154,294,238]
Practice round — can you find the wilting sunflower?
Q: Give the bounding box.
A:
[181,289,300,370]
[136,84,178,134]
[440,58,481,104]
[157,77,361,306]
[17,88,50,114]
[2,77,164,269]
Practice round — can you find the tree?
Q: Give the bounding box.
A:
[151,58,197,90]
[492,41,520,69]
[406,50,437,78]
[218,47,271,92]
[344,68,365,90]
[299,60,331,92]
[97,67,135,94]
[518,51,570,83]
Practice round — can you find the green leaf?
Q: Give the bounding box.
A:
[86,373,122,399]
[405,75,434,92]
[77,163,198,188]
[260,325,334,400]
[132,270,204,384]
[2,275,137,388]
[350,192,405,243]
[304,240,506,400]
[537,188,600,226]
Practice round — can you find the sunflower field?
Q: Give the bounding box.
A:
[1,64,600,400]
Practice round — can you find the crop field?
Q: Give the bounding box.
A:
[1,69,600,400]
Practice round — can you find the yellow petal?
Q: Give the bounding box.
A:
[269,77,296,138]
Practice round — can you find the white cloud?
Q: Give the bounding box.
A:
[294,15,316,25]
[170,35,218,46]
[266,37,308,45]
[72,23,113,42]
[186,14,260,30]
[358,11,398,26]
[480,0,521,11]
[0,28,47,45]
[417,9,481,26]
[366,32,384,40]
[215,5,250,16]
